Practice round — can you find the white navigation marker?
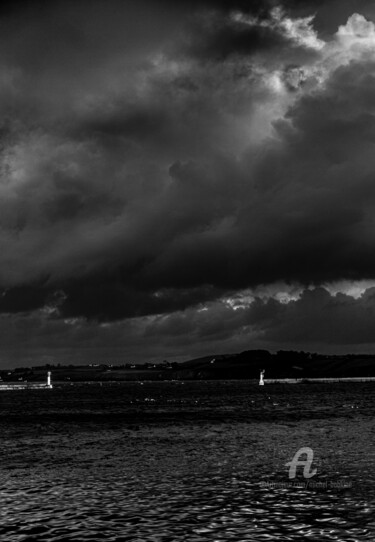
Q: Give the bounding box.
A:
[47,371,52,388]
[259,370,265,386]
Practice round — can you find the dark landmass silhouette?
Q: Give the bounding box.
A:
[3,350,375,382]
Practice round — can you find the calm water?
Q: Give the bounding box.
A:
[0,381,374,541]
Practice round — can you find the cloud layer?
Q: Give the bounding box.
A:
[2,0,375,363]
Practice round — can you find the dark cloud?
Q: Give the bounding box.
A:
[2,0,375,363]
[0,285,50,313]
[59,277,221,321]
[184,9,321,64]
[187,14,288,61]
[118,286,375,349]
[237,60,375,286]
[3,286,375,368]
[255,287,375,345]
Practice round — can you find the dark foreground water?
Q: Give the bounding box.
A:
[0,381,374,541]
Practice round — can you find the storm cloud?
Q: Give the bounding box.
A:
[2,0,375,364]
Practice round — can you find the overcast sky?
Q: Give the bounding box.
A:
[2,0,375,367]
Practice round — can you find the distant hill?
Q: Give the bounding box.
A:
[2,350,375,381]
[177,350,375,379]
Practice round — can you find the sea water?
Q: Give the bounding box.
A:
[1,381,374,541]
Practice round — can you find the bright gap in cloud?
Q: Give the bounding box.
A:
[221,280,375,310]
[323,280,375,299]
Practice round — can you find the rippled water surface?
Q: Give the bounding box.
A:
[1,381,374,541]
